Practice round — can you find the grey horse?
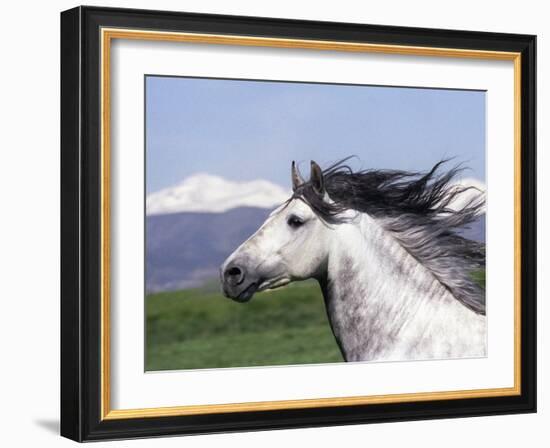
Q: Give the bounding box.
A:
[221,159,486,362]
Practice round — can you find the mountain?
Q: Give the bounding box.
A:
[146,173,290,215]
[446,178,485,212]
[146,207,272,293]
[459,215,486,243]
[448,178,486,242]
[145,175,486,293]
[146,209,485,294]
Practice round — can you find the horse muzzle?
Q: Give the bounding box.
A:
[220,262,261,302]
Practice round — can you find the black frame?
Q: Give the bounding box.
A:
[61,5,536,442]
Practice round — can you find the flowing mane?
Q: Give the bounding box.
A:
[291,158,486,315]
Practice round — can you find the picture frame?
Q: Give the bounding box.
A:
[60,5,536,442]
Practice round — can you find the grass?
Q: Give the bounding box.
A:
[146,279,343,371]
[472,269,486,289]
[146,271,486,371]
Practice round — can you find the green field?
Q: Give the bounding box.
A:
[146,280,343,371]
[146,271,486,371]
[472,269,486,289]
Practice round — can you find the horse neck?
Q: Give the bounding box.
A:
[319,213,485,362]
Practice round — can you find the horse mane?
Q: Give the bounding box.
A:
[292,158,486,315]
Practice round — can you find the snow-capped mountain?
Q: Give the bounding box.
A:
[146,173,290,215]
[145,173,486,292]
[447,178,486,212]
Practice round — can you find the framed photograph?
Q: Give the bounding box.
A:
[60,6,536,442]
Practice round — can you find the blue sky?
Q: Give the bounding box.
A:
[145,76,485,194]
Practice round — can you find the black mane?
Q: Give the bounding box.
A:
[292,158,486,314]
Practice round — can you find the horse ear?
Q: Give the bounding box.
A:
[310,161,325,195]
[291,161,305,191]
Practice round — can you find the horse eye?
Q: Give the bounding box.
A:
[287,215,304,228]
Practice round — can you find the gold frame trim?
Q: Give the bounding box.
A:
[100,28,522,420]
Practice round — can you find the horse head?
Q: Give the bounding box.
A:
[220,161,331,302]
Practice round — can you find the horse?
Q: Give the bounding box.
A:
[220,159,486,362]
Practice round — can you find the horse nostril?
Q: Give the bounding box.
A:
[227,267,241,276]
[224,265,245,286]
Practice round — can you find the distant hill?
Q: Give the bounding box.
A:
[146,173,486,292]
[458,215,486,243]
[146,207,271,293]
[146,207,485,293]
